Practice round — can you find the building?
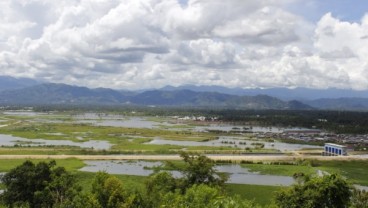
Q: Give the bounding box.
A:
[324,143,347,156]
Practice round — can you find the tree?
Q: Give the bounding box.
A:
[160,184,220,208]
[160,184,260,208]
[58,193,100,208]
[146,171,177,194]
[274,173,352,208]
[1,160,78,208]
[211,195,262,208]
[145,171,178,207]
[45,166,81,206]
[91,172,111,207]
[179,152,228,189]
[91,172,126,208]
[145,153,229,207]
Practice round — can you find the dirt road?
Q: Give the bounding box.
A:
[0,154,366,161]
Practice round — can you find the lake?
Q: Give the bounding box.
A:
[80,160,295,186]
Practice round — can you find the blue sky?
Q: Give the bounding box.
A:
[0,0,367,90]
[288,0,368,22]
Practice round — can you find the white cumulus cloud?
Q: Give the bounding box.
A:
[0,0,367,90]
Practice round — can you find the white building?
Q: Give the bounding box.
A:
[324,143,347,156]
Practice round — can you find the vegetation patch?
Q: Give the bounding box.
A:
[225,184,282,206]
[0,158,85,172]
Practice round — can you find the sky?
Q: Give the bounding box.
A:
[1,0,368,90]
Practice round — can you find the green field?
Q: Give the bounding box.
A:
[241,162,318,176]
[316,160,368,186]
[0,158,85,172]
[225,184,282,206]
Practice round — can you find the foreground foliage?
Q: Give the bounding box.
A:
[0,160,79,208]
[275,174,351,208]
[1,155,367,208]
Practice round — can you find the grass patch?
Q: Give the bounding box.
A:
[315,160,368,186]
[225,183,282,206]
[0,147,100,155]
[0,158,85,172]
[241,163,318,176]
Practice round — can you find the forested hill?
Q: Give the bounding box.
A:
[0,83,311,110]
[2,76,368,110]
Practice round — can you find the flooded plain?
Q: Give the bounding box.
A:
[147,136,321,152]
[2,111,49,116]
[73,113,285,132]
[0,112,322,152]
[0,134,111,150]
[76,116,163,128]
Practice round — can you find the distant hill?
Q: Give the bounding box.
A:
[0,83,312,110]
[0,76,41,91]
[159,85,368,100]
[0,83,129,105]
[3,80,368,110]
[131,90,308,109]
[303,98,368,110]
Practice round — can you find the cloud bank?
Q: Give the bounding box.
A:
[0,0,367,90]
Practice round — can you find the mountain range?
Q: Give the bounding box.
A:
[1,76,368,110]
[0,83,310,110]
[159,85,368,100]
